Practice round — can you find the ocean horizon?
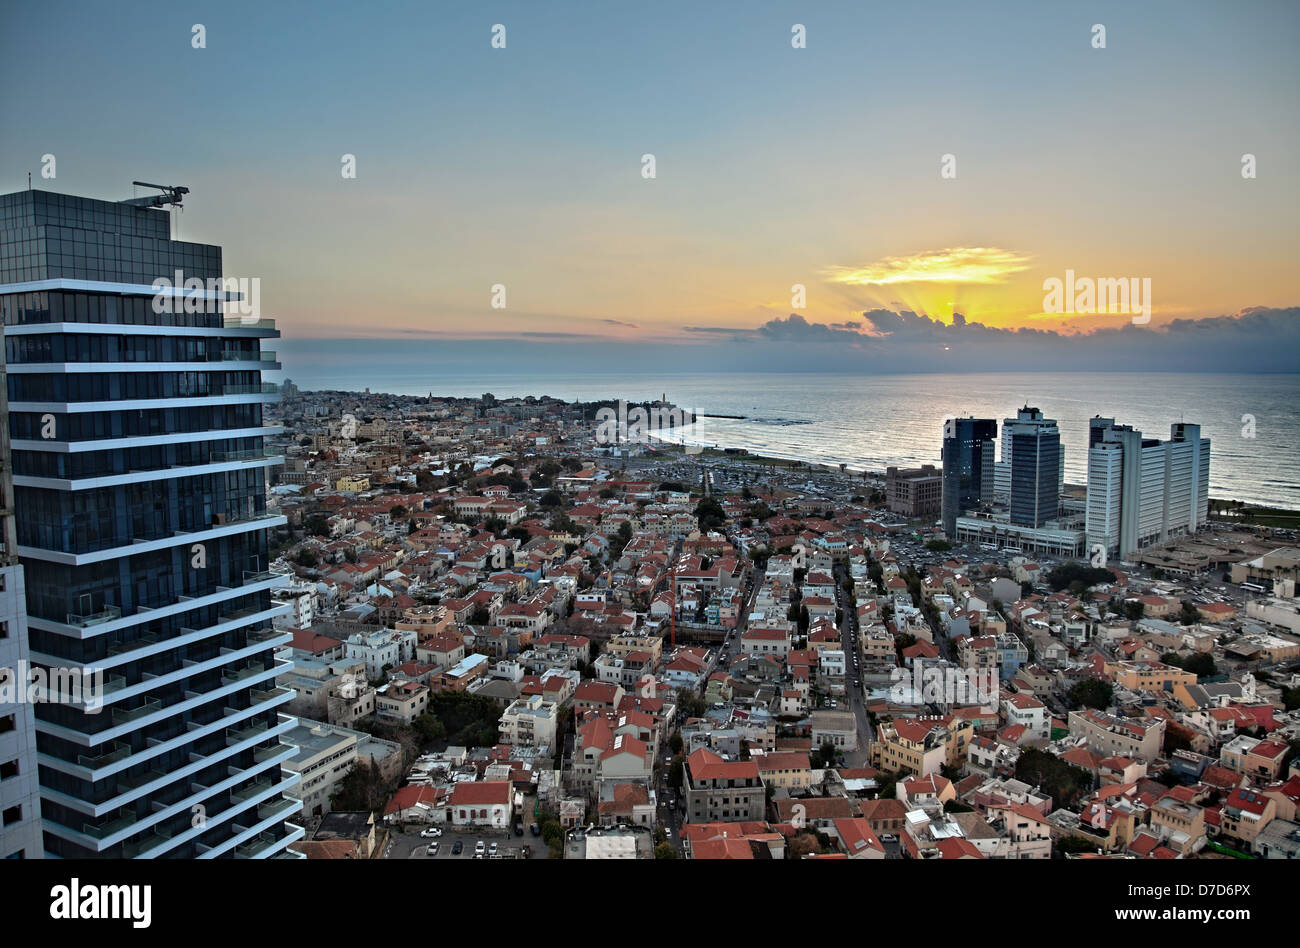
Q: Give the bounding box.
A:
[269,360,1300,510]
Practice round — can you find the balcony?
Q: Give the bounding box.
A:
[219,606,272,627]
[216,383,279,396]
[111,698,162,725]
[246,626,287,646]
[225,719,271,747]
[221,661,269,686]
[242,568,289,585]
[249,686,291,707]
[209,448,277,463]
[257,796,299,821]
[222,317,276,330]
[67,606,122,628]
[230,776,276,803]
[77,741,132,770]
[253,741,292,764]
[82,808,137,840]
[108,632,160,657]
[116,766,168,792]
[122,825,174,859]
[234,831,281,859]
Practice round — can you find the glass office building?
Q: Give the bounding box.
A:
[941,416,997,537]
[1005,406,1061,528]
[0,189,302,858]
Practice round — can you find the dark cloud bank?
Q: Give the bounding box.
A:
[278,306,1300,381]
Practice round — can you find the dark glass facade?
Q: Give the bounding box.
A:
[1009,430,1061,527]
[1,189,300,858]
[941,417,997,536]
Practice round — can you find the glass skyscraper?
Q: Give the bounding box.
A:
[941,416,998,536]
[1005,406,1061,528]
[0,188,302,858]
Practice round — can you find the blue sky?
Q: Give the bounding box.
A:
[2,0,1297,371]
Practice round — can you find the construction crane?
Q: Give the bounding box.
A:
[121,181,189,208]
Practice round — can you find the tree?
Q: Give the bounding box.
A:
[1069,677,1114,710]
[675,688,706,719]
[654,842,678,859]
[788,832,822,858]
[1015,747,1093,809]
[1020,580,1035,598]
[412,712,447,746]
[1182,652,1218,679]
[695,497,727,533]
[1045,561,1116,592]
[667,754,685,790]
[1177,600,1200,626]
[295,548,318,568]
[329,759,389,814]
[812,741,838,768]
[540,490,564,508]
[1123,600,1145,621]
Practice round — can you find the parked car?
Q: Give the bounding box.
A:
[419,826,441,838]
[451,840,463,855]
[513,822,524,837]
[489,841,499,856]
[530,823,541,837]
[425,842,439,855]
[475,839,486,855]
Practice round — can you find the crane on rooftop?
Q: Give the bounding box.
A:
[121,181,189,208]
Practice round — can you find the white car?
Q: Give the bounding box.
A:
[420,826,442,838]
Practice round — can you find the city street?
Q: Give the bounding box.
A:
[832,560,874,769]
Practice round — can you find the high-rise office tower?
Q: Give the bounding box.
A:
[995,405,1064,502]
[0,330,43,858]
[1086,418,1211,560]
[1005,406,1061,528]
[0,188,301,857]
[941,416,997,536]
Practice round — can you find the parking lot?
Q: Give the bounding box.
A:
[386,825,547,860]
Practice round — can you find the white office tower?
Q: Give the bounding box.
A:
[995,405,1064,501]
[1086,419,1211,560]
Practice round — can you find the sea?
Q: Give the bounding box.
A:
[271,362,1300,509]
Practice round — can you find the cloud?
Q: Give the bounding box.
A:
[823,247,1034,286]
[279,306,1300,382]
[731,305,1300,373]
